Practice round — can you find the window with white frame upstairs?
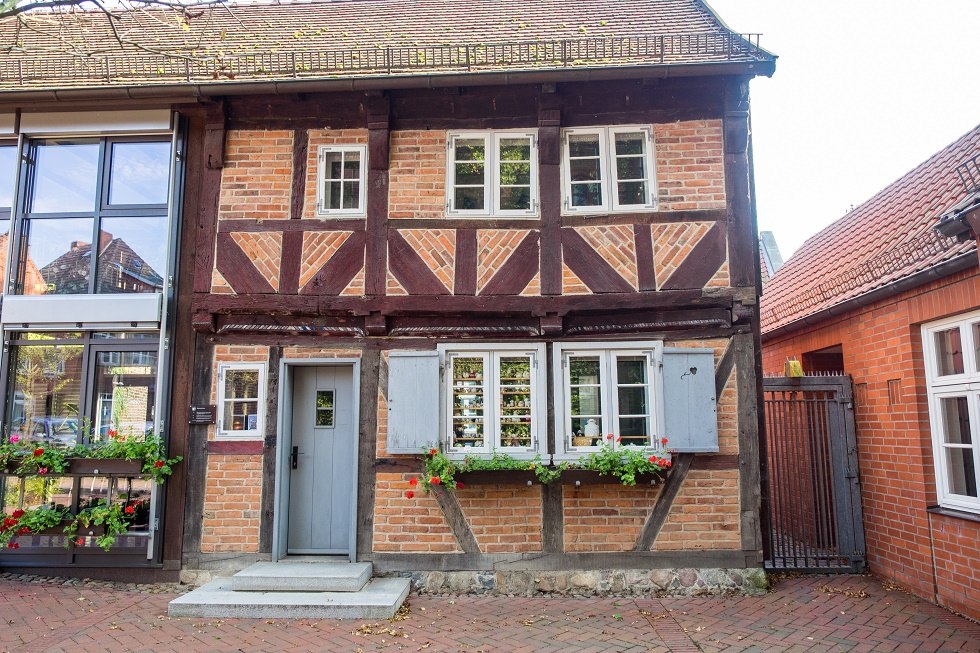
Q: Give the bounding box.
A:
[446,131,538,217]
[561,126,656,214]
[316,145,367,217]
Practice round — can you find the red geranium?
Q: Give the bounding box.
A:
[11,509,24,519]
[661,437,669,446]
[2,517,17,528]
[606,433,614,440]
[7,542,19,549]
[38,467,48,475]
[429,448,438,456]
[664,459,672,468]
[456,482,464,489]
[74,537,85,546]
[429,476,441,485]
[648,455,658,463]
[153,460,165,468]
[408,477,418,487]
[404,490,415,499]
[124,505,135,515]
[17,527,30,535]
[32,447,44,457]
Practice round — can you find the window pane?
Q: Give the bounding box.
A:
[0,145,15,210]
[570,158,602,182]
[570,386,601,417]
[91,331,158,340]
[616,157,646,180]
[342,152,360,179]
[451,357,484,448]
[107,141,171,205]
[499,187,531,211]
[614,133,645,156]
[617,356,647,384]
[940,397,972,445]
[96,216,167,294]
[570,417,602,446]
[454,162,485,185]
[224,400,259,431]
[618,386,647,415]
[22,217,95,295]
[7,340,84,446]
[0,218,8,295]
[571,183,602,207]
[618,417,650,445]
[974,323,980,371]
[499,356,532,448]
[92,350,157,441]
[945,448,978,497]
[935,327,964,376]
[454,187,485,211]
[617,181,647,205]
[342,182,360,209]
[326,181,342,209]
[568,134,600,157]
[499,139,530,161]
[316,390,334,427]
[499,161,530,186]
[454,139,485,162]
[225,369,259,401]
[30,143,99,213]
[570,357,601,385]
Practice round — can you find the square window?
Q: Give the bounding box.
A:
[316,146,366,216]
[562,126,656,214]
[447,132,538,217]
[316,390,335,427]
[217,364,266,439]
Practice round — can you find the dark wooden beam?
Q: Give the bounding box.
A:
[562,208,727,228]
[454,228,477,295]
[299,230,366,295]
[538,95,562,296]
[203,100,225,170]
[365,95,391,296]
[733,332,763,555]
[634,223,657,291]
[715,339,736,397]
[633,453,693,551]
[217,219,366,233]
[388,230,451,295]
[192,110,224,295]
[356,348,381,557]
[279,128,309,294]
[561,228,634,293]
[432,486,480,554]
[179,335,214,570]
[724,76,756,289]
[214,232,276,295]
[540,481,564,554]
[258,346,281,553]
[480,232,539,296]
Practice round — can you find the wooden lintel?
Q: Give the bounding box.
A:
[203,101,226,170]
[364,313,387,336]
[539,314,563,335]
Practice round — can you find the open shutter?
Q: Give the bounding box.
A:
[386,351,440,454]
[662,348,718,452]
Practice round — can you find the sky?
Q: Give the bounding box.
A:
[705,0,980,260]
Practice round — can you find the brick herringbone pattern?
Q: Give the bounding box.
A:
[399,229,456,291]
[477,230,531,293]
[561,261,591,294]
[575,225,638,290]
[230,231,283,292]
[706,259,730,287]
[651,222,711,289]
[1,575,978,653]
[386,269,408,295]
[300,231,353,290]
[520,270,541,296]
[210,268,234,294]
[341,266,366,296]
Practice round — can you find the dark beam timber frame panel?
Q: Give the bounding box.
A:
[365,94,391,296]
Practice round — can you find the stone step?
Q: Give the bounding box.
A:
[168,577,410,620]
[230,561,373,592]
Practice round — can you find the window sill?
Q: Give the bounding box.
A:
[926,505,980,523]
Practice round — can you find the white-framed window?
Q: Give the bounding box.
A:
[216,362,266,440]
[553,341,664,459]
[315,145,367,217]
[446,131,538,217]
[438,343,546,458]
[922,310,980,513]
[561,126,656,214]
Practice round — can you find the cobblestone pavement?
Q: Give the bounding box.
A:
[0,573,977,652]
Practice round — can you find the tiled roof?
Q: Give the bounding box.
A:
[761,123,980,335]
[0,0,773,91]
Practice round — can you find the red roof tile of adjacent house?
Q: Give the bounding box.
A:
[761,124,980,335]
[0,0,773,91]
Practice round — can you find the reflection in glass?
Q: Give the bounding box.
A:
[497,137,532,212]
[92,350,157,441]
[108,141,171,205]
[316,390,335,427]
[613,132,648,207]
[453,139,486,212]
[22,218,95,294]
[569,356,602,447]
[223,369,260,432]
[30,143,99,213]
[499,356,532,448]
[454,187,484,211]
[96,217,166,293]
[941,397,971,445]
[568,134,603,208]
[0,218,8,296]
[0,145,15,210]
[321,149,362,212]
[6,340,84,446]
[946,448,978,497]
[616,355,650,446]
[935,328,964,376]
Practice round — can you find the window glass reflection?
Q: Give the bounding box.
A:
[22,217,95,294]
[92,350,157,442]
[30,143,99,213]
[0,145,16,210]
[108,141,171,206]
[96,217,166,293]
[6,340,84,446]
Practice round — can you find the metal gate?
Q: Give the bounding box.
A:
[762,376,866,573]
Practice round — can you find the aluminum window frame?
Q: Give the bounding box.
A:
[922,309,980,513]
[314,144,368,218]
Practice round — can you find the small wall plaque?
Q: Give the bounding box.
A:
[189,405,217,425]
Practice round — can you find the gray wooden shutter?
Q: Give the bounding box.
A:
[662,348,718,452]
[386,351,441,454]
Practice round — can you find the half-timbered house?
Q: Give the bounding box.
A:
[0,0,775,594]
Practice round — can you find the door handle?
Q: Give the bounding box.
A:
[291,446,299,469]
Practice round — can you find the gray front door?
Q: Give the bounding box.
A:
[287,365,356,554]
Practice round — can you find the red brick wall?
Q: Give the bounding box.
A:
[654,120,726,212]
[457,486,543,553]
[564,484,663,552]
[373,472,461,553]
[655,469,741,550]
[762,267,980,621]
[200,455,263,553]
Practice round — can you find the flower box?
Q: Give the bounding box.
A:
[66,458,143,475]
[454,470,538,485]
[560,469,666,486]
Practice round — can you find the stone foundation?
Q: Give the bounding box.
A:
[385,567,768,597]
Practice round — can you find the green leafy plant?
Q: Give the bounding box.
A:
[65,500,138,552]
[420,448,459,491]
[14,445,68,477]
[0,504,68,548]
[580,439,671,486]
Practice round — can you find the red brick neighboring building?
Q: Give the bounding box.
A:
[761,124,980,620]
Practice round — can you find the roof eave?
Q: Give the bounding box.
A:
[0,58,775,107]
[760,251,979,342]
